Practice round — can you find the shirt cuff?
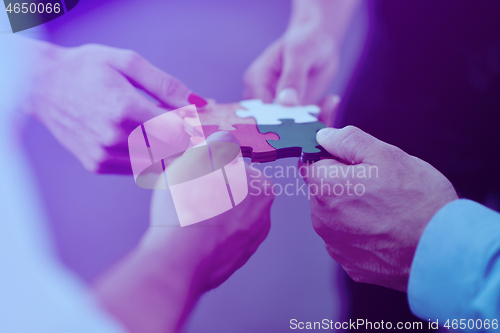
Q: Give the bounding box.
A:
[408,199,500,322]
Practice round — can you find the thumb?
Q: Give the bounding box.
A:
[112,51,207,109]
[275,54,308,106]
[316,126,396,164]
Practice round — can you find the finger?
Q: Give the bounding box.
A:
[111,51,207,109]
[243,84,274,103]
[317,94,341,127]
[302,61,338,105]
[297,159,359,204]
[298,158,346,184]
[316,126,400,164]
[275,53,309,105]
[243,41,282,102]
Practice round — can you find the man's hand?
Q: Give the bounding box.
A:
[301,126,458,292]
[24,42,206,174]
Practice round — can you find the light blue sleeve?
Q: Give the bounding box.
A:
[408,199,500,328]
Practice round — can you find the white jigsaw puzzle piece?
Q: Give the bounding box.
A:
[235,99,320,125]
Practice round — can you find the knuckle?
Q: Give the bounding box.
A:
[341,125,362,139]
[77,44,113,59]
[381,145,405,161]
[78,43,99,53]
[337,126,364,160]
[81,155,100,173]
[121,49,142,69]
[102,129,124,147]
[375,142,407,165]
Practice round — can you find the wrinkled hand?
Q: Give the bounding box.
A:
[244,23,339,106]
[24,43,206,173]
[301,126,458,292]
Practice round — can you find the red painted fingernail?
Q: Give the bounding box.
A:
[188,93,208,108]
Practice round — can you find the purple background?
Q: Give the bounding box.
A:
[22,0,367,332]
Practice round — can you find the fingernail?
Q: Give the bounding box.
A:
[276,88,299,106]
[188,92,208,108]
[316,128,335,143]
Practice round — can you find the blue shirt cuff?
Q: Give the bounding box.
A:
[408,199,500,323]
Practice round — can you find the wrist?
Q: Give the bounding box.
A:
[94,236,205,333]
[19,38,63,116]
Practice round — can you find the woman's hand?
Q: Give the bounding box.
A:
[244,23,339,106]
[243,0,360,106]
[23,42,206,174]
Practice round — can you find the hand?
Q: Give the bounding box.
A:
[243,18,339,105]
[95,132,274,333]
[300,126,458,292]
[23,42,207,174]
[148,160,274,292]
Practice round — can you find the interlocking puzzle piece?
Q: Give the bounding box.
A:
[258,119,332,162]
[183,101,332,163]
[235,99,320,125]
[200,124,279,163]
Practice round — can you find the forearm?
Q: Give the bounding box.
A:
[93,232,205,333]
[289,0,360,42]
[1,35,58,74]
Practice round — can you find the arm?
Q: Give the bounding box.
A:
[91,235,203,333]
[302,126,500,327]
[3,35,206,174]
[93,159,274,333]
[0,54,124,331]
[409,199,500,326]
[244,0,360,105]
